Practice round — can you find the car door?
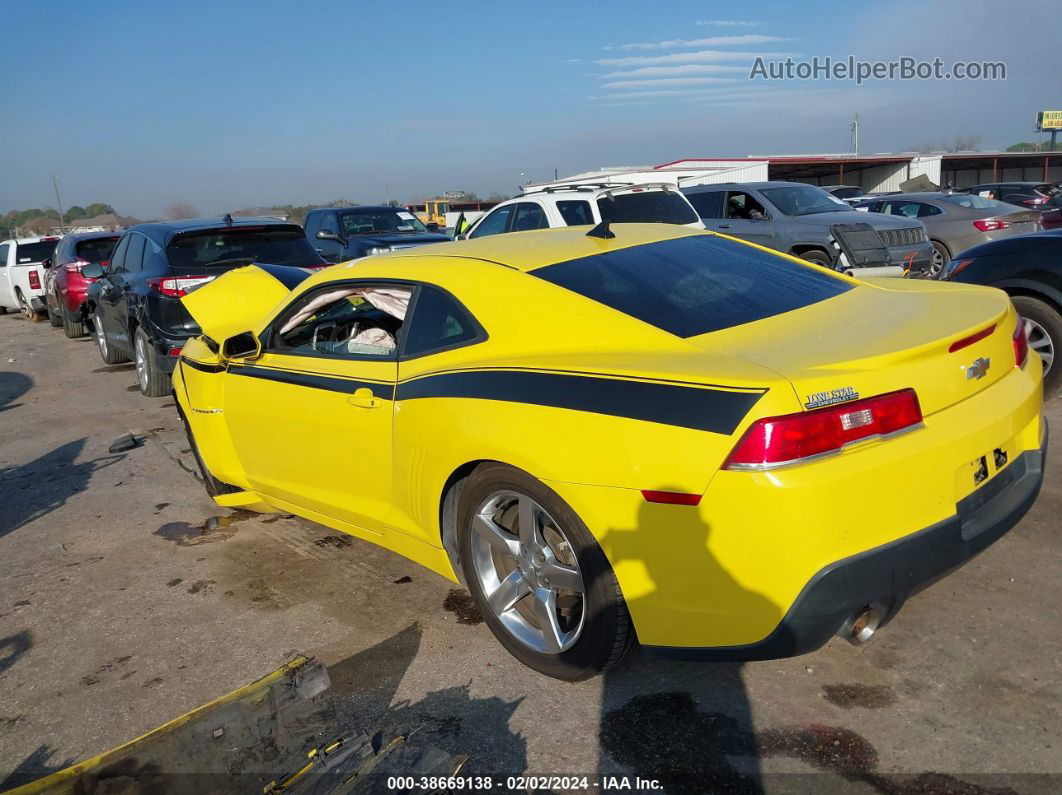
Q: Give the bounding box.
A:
[509,202,550,233]
[716,190,776,248]
[312,212,344,262]
[108,232,146,352]
[94,233,130,345]
[0,244,11,308]
[220,281,406,532]
[686,190,725,231]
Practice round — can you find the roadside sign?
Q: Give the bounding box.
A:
[1037,110,1062,130]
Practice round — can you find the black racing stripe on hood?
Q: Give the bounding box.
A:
[395,370,763,435]
[254,263,314,290]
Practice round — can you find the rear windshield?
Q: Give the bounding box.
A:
[167,227,319,269]
[533,234,852,338]
[940,194,1012,211]
[597,191,698,225]
[14,240,58,264]
[76,237,119,263]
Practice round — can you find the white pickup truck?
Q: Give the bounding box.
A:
[0,236,60,320]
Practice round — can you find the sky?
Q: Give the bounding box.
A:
[1,0,1057,219]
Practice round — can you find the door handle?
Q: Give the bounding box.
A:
[347,387,380,408]
[718,224,732,229]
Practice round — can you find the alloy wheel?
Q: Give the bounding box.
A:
[94,315,108,357]
[929,248,945,278]
[18,293,34,320]
[135,333,149,392]
[1025,316,1054,376]
[470,491,585,654]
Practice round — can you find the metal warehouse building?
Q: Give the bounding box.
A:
[524,151,1062,194]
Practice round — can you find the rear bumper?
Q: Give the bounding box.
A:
[643,421,1047,661]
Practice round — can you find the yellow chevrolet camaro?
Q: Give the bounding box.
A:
[174,223,1046,680]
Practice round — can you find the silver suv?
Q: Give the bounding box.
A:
[462,183,703,239]
[682,181,934,275]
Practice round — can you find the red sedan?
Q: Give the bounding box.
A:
[44,231,120,337]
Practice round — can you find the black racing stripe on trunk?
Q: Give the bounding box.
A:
[228,364,395,399]
[180,357,226,374]
[395,370,762,434]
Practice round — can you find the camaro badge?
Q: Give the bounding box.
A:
[805,386,859,409]
[966,357,991,380]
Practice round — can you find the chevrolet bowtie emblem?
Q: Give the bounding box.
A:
[966,357,991,380]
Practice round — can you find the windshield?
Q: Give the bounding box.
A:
[830,186,864,199]
[75,236,119,263]
[533,234,852,338]
[761,185,851,216]
[940,194,1012,211]
[167,227,321,268]
[14,240,58,264]
[340,209,429,236]
[597,191,698,225]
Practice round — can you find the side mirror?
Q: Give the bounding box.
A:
[222,331,261,360]
[82,262,105,279]
[316,229,346,246]
[425,222,440,232]
[455,233,469,241]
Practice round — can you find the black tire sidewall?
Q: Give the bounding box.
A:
[456,463,631,681]
[798,250,831,267]
[1012,296,1062,397]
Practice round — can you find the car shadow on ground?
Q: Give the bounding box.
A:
[0,371,32,413]
[0,438,126,540]
[595,500,1020,795]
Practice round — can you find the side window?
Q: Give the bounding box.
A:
[272,284,412,359]
[511,203,549,232]
[403,286,482,357]
[557,200,593,226]
[319,212,339,235]
[303,213,321,239]
[724,192,768,220]
[108,235,130,273]
[0,244,8,267]
[917,203,942,217]
[124,234,147,273]
[470,205,513,238]
[141,236,164,271]
[686,191,724,219]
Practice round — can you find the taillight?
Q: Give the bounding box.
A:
[65,257,90,274]
[641,490,702,506]
[972,219,1009,232]
[723,389,924,471]
[147,276,214,297]
[28,271,41,289]
[1014,319,1029,368]
[1023,197,1045,207]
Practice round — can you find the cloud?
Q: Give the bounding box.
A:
[605,34,787,51]
[595,49,795,67]
[695,20,762,27]
[600,77,742,90]
[599,64,749,79]
[586,88,735,100]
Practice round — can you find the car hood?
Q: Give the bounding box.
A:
[788,210,922,230]
[181,265,294,344]
[350,232,451,248]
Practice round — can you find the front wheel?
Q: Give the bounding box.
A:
[93,311,128,364]
[457,463,634,680]
[928,240,950,279]
[797,249,831,268]
[1012,295,1061,397]
[134,326,172,397]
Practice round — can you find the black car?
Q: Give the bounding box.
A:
[303,206,450,263]
[964,182,1057,209]
[85,216,326,397]
[941,229,1062,395]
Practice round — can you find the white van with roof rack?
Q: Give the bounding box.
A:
[458,183,704,239]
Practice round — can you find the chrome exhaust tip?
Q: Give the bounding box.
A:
[839,607,882,646]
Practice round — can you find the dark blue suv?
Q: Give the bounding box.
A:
[85,216,325,397]
[304,206,450,263]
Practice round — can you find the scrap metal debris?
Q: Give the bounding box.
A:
[107,433,143,453]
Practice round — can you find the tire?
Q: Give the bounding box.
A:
[456,463,634,680]
[47,307,63,327]
[62,309,86,338]
[17,291,41,322]
[92,311,128,364]
[797,249,831,268]
[134,326,172,397]
[928,240,950,279]
[1012,295,1062,398]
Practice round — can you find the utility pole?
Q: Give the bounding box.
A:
[52,174,67,233]
[850,113,860,157]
